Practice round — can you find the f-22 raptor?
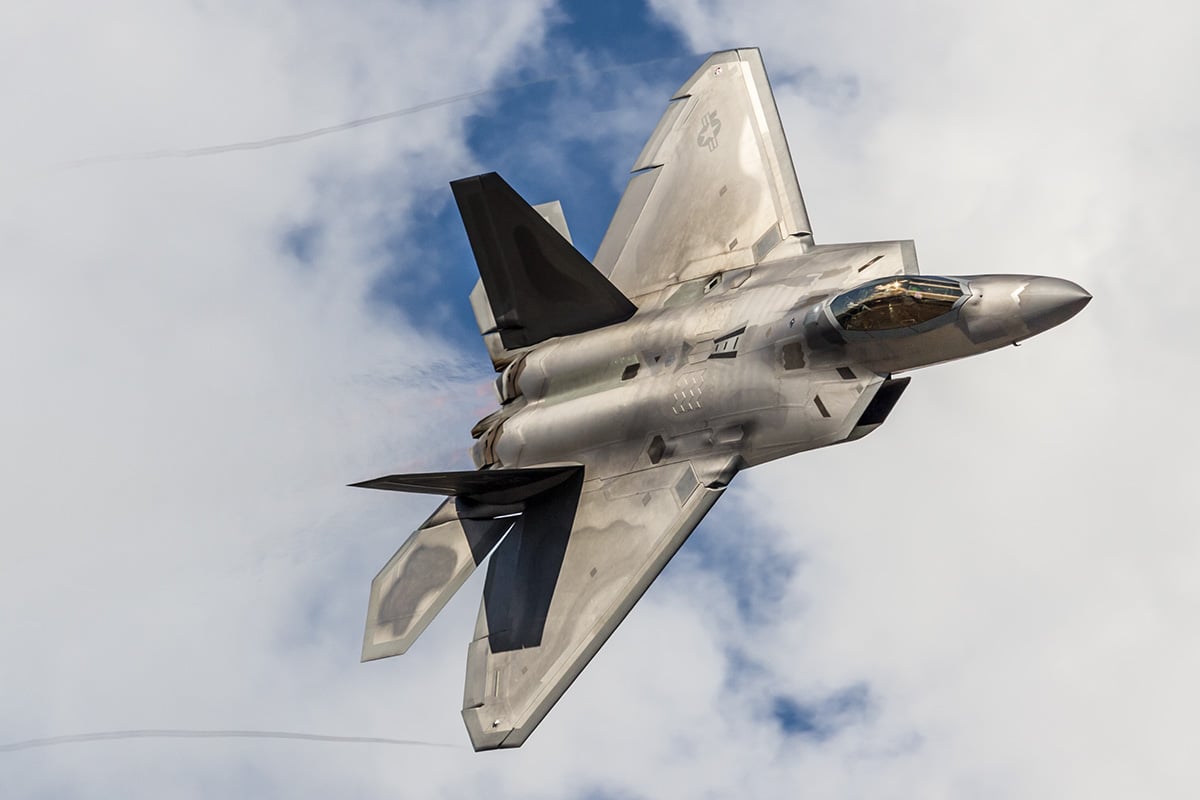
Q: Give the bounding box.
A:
[354,49,1090,750]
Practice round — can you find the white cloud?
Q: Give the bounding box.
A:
[0,2,557,797]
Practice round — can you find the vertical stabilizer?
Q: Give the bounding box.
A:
[355,466,585,660]
[452,173,636,351]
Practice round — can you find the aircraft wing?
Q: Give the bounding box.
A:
[594,48,811,303]
[461,460,727,750]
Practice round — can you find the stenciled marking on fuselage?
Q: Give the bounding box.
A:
[670,370,706,415]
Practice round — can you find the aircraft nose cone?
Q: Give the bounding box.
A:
[1018,277,1092,332]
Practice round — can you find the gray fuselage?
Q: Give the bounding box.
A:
[474,239,1089,482]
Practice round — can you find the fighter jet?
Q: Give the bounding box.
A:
[353,48,1090,751]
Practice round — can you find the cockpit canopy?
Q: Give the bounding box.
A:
[830,276,964,332]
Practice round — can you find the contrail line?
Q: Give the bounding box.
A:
[54,53,695,171]
[55,89,492,169]
[0,729,461,753]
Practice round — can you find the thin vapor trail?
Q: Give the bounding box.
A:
[53,54,695,172]
[0,729,461,753]
[54,89,492,170]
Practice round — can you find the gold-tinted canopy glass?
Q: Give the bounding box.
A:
[831,277,963,332]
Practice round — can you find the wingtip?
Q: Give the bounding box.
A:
[462,710,515,752]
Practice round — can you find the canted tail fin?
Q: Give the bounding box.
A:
[452,173,636,356]
[353,466,583,661]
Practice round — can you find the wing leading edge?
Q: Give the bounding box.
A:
[594,48,811,303]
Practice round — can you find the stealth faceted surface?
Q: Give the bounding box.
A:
[356,48,1090,750]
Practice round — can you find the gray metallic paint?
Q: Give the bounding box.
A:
[356,48,1090,751]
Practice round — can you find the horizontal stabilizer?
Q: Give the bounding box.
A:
[358,466,586,661]
[451,172,637,349]
[350,466,582,507]
[362,498,512,661]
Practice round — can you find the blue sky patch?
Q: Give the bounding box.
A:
[772,683,873,740]
[371,0,698,352]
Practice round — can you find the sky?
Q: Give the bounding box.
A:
[1,0,1198,797]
